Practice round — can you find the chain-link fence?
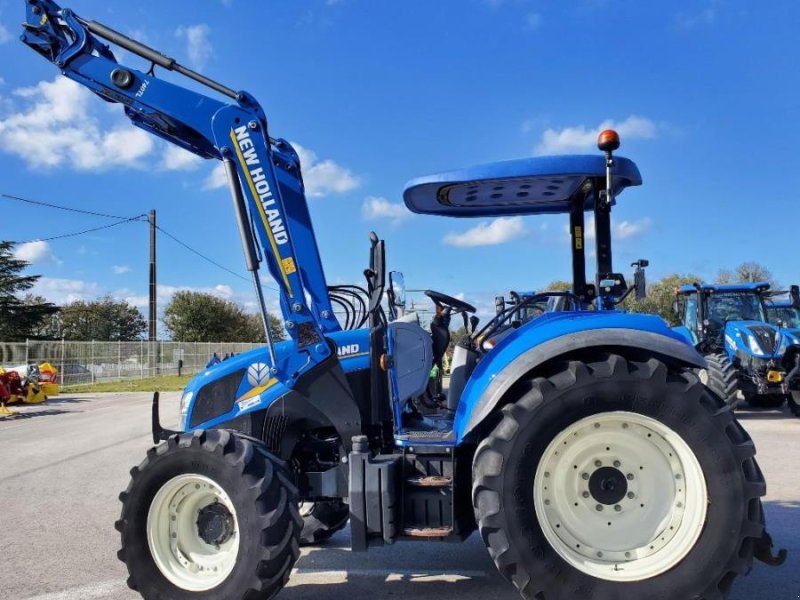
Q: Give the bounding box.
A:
[0,340,261,388]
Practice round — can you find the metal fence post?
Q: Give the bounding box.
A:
[140,340,144,379]
[25,338,29,365]
[118,340,122,381]
[90,340,95,385]
[60,338,65,387]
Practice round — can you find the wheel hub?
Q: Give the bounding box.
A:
[197,501,235,546]
[533,411,708,582]
[589,467,628,505]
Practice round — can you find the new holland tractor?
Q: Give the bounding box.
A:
[765,288,800,416]
[21,3,785,599]
[674,282,800,412]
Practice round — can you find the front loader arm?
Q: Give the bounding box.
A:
[21,0,343,380]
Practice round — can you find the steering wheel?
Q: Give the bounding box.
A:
[424,289,476,314]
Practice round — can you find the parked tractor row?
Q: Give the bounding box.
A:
[19,2,786,600]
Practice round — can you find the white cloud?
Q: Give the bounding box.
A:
[292,142,360,197]
[0,77,154,170]
[203,163,228,190]
[563,215,651,241]
[0,21,10,44]
[122,282,237,308]
[32,277,101,304]
[615,218,652,239]
[361,196,410,222]
[14,240,60,265]
[534,115,657,155]
[202,143,359,197]
[162,145,203,171]
[176,24,212,69]
[444,217,526,247]
[112,265,131,275]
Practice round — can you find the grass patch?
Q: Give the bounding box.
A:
[66,374,194,393]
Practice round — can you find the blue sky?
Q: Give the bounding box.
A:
[1,0,799,323]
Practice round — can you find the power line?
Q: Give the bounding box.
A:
[155,224,263,286]
[15,215,148,244]
[2,193,137,220]
[4,190,278,291]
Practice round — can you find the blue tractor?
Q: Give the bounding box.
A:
[21,3,785,599]
[765,287,800,416]
[674,282,800,411]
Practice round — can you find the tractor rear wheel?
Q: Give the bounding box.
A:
[299,500,350,545]
[472,353,765,600]
[704,352,739,407]
[745,394,786,409]
[116,430,302,600]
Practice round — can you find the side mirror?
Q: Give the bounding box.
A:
[672,299,680,316]
[495,295,505,315]
[388,271,406,310]
[632,259,648,300]
[791,285,800,309]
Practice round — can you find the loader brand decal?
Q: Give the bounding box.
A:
[230,126,293,294]
[337,343,367,359]
[574,226,583,250]
[135,79,150,98]
[237,396,261,412]
[247,362,271,386]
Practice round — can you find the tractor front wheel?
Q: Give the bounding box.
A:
[116,430,302,600]
[299,500,350,545]
[472,353,765,600]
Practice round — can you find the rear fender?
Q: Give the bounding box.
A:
[454,311,705,443]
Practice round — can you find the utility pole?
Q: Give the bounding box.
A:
[149,209,157,342]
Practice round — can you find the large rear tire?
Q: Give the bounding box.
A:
[116,430,302,600]
[787,392,800,417]
[299,501,349,545]
[472,353,766,600]
[704,352,739,407]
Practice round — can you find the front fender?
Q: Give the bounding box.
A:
[454,312,705,444]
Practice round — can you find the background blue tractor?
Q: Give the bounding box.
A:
[20,3,784,599]
[674,282,800,411]
[765,286,800,416]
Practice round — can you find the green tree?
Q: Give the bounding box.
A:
[544,280,572,292]
[716,262,777,288]
[0,241,58,340]
[56,296,146,341]
[163,291,284,343]
[624,273,701,325]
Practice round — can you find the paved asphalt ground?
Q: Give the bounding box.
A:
[0,392,798,600]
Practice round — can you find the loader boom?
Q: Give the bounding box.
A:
[21,0,342,381]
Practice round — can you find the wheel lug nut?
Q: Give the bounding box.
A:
[582,491,590,498]
[582,473,589,480]
[627,492,635,499]
[613,460,621,468]
[676,502,683,508]
[596,504,603,512]
[675,474,682,480]
[544,499,550,505]
[594,460,602,467]
[614,505,622,512]
[626,473,634,481]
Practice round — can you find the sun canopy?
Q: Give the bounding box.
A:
[403,155,641,217]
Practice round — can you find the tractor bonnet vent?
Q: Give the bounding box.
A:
[748,326,778,354]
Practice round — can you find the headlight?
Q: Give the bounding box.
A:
[178,390,193,431]
[747,334,765,356]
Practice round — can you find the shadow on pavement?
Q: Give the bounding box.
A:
[0,408,72,421]
[43,396,90,405]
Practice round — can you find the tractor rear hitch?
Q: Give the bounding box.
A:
[151,391,180,444]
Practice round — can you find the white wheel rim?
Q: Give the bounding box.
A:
[533,411,708,582]
[147,474,240,591]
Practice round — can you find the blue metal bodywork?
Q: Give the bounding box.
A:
[403,155,641,217]
[454,310,692,443]
[181,328,370,431]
